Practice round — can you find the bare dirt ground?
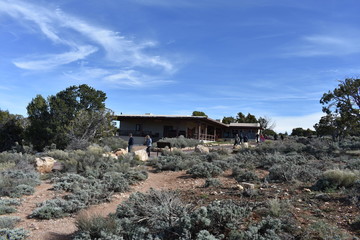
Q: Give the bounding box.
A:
[9,168,239,240]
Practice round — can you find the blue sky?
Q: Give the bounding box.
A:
[1,0,359,133]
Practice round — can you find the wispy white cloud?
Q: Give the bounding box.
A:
[103,70,175,88]
[0,0,175,86]
[285,33,360,57]
[13,45,97,70]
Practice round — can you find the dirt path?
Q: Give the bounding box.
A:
[10,170,205,240]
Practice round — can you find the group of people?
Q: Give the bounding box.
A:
[233,133,249,148]
[127,133,152,157]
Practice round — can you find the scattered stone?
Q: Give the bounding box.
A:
[235,184,244,191]
[241,182,255,189]
[195,145,210,154]
[102,153,118,159]
[114,148,128,156]
[35,156,56,173]
[134,149,149,161]
[303,188,311,193]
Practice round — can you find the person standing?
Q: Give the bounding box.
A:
[128,133,134,153]
[233,134,240,148]
[145,135,152,157]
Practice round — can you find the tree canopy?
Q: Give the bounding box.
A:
[192,111,208,117]
[26,84,111,151]
[317,78,360,138]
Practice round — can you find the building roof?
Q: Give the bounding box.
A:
[228,122,261,128]
[115,114,261,129]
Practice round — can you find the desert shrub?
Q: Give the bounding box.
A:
[97,136,128,151]
[256,140,305,154]
[187,162,223,178]
[157,136,200,148]
[345,158,360,170]
[312,169,359,191]
[114,189,190,239]
[196,230,219,240]
[267,198,291,217]
[238,216,283,240]
[233,169,259,182]
[75,213,118,240]
[301,220,353,240]
[75,190,252,239]
[212,160,230,171]
[123,168,148,185]
[30,197,87,219]
[268,161,322,183]
[0,228,29,240]
[102,172,130,192]
[11,184,34,198]
[52,173,88,192]
[209,147,231,155]
[204,152,220,162]
[203,178,222,188]
[0,198,20,214]
[0,168,40,197]
[0,206,16,215]
[0,152,35,166]
[149,155,202,172]
[0,216,20,229]
[339,137,360,150]
[191,200,251,236]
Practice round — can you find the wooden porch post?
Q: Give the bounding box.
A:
[214,128,217,141]
[198,123,201,140]
[205,124,208,140]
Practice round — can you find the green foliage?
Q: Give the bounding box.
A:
[26,84,108,151]
[318,78,360,139]
[0,109,25,152]
[148,154,202,172]
[222,116,236,124]
[74,189,251,239]
[302,220,352,240]
[291,127,316,137]
[0,228,29,240]
[0,168,40,197]
[239,216,283,240]
[157,136,201,148]
[232,168,259,182]
[75,214,119,240]
[97,136,128,151]
[0,216,20,229]
[114,189,190,239]
[203,178,222,188]
[192,111,208,117]
[187,162,223,178]
[312,169,359,191]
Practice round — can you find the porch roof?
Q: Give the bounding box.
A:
[114,114,227,127]
[114,114,261,129]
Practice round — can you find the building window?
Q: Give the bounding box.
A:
[135,124,143,131]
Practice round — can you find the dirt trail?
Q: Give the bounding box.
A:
[11,170,202,240]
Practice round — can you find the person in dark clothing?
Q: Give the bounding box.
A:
[239,132,244,144]
[128,133,134,153]
[233,134,240,148]
[145,135,152,157]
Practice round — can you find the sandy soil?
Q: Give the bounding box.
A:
[10,169,228,240]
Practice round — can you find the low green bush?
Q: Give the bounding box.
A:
[312,169,359,191]
[203,178,222,188]
[148,154,202,172]
[0,228,28,240]
[233,169,259,182]
[0,168,40,197]
[157,136,200,148]
[187,162,223,178]
[75,189,252,239]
